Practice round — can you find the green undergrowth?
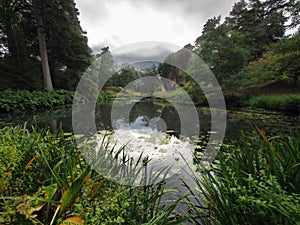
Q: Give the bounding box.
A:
[1,123,299,224]
[188,127,300,225]
[249,94,300,115]
[223,93,300,114]
[0,125,183,225]
[0,90,74,112]
[0,90,117,113]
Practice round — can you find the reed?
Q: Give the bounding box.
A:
[0,125,184,224]
[186,127,300,225]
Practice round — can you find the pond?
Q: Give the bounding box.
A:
[1,99,299,140]
[1,99,299,183]
[1,99,299,222]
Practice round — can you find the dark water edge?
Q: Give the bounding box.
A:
[0,102,299,142]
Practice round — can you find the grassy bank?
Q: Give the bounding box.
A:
[0,90,117,113]
[224,93,300,115]
[249,94,300,115]
[224,81,300,113]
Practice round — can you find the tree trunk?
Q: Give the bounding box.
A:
[293,73,298,86]
[33,0,53,91]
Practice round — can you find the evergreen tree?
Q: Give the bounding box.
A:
[0,0,42,90]
[190,0,294,86]
[194,17,250,83]
[43,0,92,90]
[226,0,287,59]
[0,0,92,90]
[33,0,53,90]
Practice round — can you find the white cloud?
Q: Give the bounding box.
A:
[75,0,238,51]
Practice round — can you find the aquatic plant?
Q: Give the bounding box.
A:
[185,127,300,225]
[0,125,184,224]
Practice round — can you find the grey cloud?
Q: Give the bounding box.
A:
[113,49,171,65]
[77,0,238,50]
[91,42,177,68]
[112,43,178,66]
[128,0,237,42]
[130,0,236,20]
[75,0,110,24]
[90,35,123,53]
[77,0,237,29]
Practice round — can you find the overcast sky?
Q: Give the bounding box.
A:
[74,0,238,52]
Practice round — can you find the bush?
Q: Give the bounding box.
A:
[249,95,279,110]
[249,94,300,114]
[279,94,300,115]
[224,93,250,107]
[0,90,74,112]
[0,89,118,113]
[183,83,208,106]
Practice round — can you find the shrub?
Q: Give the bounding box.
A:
[0,89,118,113]
[224,93,250,107]
[249,94,300,114]
[279,94,300,115]
[0,90,74,112]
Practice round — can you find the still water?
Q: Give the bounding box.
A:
[1,99,299,182]
[1,99,299,140]
[1,99,299,221]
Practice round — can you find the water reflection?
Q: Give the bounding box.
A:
[101,112,196,185]
[0,101,299,141]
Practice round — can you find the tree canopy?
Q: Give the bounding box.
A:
[1,0,299,92]
[0,0,92,90]
[189,0,300,90]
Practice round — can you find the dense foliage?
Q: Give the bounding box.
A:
[0,124,299,224]
[188,128,300,225]
[249,94,300,115]
[0,90,74,112]
[247,32,300,85]
[192,0,300,88]
[0,0,92,90]
[0,125,184,224]
[158,0,300,96]
[0,90,117,112]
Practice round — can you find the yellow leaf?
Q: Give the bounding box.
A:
[255,125,283,162]
[60,216,84,225]
[24,155,37,172]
